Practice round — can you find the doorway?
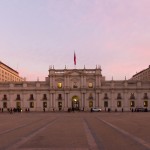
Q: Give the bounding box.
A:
[72,96,79,110]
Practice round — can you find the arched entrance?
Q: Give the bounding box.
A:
[72,96,79,110]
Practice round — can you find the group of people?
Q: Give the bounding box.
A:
[0,107,31,114]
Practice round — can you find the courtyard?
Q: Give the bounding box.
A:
[0,111,150,150]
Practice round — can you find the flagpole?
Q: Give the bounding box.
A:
[74,51,76,69]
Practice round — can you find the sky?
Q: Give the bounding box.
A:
[0,0,150,81]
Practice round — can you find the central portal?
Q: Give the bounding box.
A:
[72,96,79,110]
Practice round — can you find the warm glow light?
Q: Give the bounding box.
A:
[58,83,62,88]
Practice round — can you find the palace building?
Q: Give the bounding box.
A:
[0,66,150,112]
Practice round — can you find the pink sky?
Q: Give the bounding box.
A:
[0,0,150,81]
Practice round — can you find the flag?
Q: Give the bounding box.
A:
[74,51,76,65]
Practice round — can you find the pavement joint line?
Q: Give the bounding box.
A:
[82,119,99,150]
[6,118,58,150]
[98,118,150,150]
[0,118,46,136]
[19,148,89,150]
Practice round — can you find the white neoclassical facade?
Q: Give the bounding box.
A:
[0,66,150,112]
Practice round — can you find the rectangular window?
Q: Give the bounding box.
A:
[30,94,34,100]
[117,101,121,107]
[89,93,93,100]
[104,101,108,107]
[143,93,148,99]
[58,102,62,107]
[16,94,21,100]
[57,82,62,88]
[88,83,93,88]
[130,93,135,99]
[16,102,21,108]
[58,94,62,100]
[30,102,34,108]
[130,101,135,107]
[3,94,7,100]
[43,94,47,100]
[58,102,62,111]
[89,101,93,107]
[144,101,148,107]
[43,102,47,108]
[3,102,7,108]
[117,93,122,99]
[104,93,108,99]
[73,82,78,88]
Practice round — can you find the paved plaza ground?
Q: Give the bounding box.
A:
[0,111,150,150]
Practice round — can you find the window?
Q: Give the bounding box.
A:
[16,102,21,108]
[16,94,21,100]
[89,93,93,100]
[30,102,34,108]
[144,101,148,107]
[89,101,93,107]
[88,83,93,88]
[117,101,121,107]
[3,102,7,108]
[43,102,47,108]
[43,94,47,100]
[3,94,7,100]
[58,102,62,111]
[58,102,62,107]
[29,94,34,100]
[58,82,62,88]
[73,82,78,88]
[130,101,135,107]
[143,93,148,99]
[130,93,135,99]
[58,94,62,100]
[117,93,122,99]
[104,93,108,99]
[104,101,108,107]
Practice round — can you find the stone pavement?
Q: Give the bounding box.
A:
[0,112,150,150]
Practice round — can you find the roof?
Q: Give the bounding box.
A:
[132,65,150,77]
[0,61,18,74]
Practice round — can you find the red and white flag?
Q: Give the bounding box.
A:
[74,51,76,65]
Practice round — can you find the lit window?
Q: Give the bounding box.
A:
[89,101,93,107]
[144,101,148,107]
[58,82,62,88]
[16,102,21,108]
[88,83,93,88]
[130,101,135,107]
[117,101,121,107]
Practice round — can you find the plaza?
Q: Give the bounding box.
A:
[0,111,150,150]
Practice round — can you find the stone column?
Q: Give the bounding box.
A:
[111,91,115,111]
[123,91,128,111]
[137,91,142,107]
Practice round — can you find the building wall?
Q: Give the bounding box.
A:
[0,61,24,82]
[131,65,150,81]
[0,68,150,112]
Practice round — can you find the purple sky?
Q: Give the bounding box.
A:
[0,0,150,81]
